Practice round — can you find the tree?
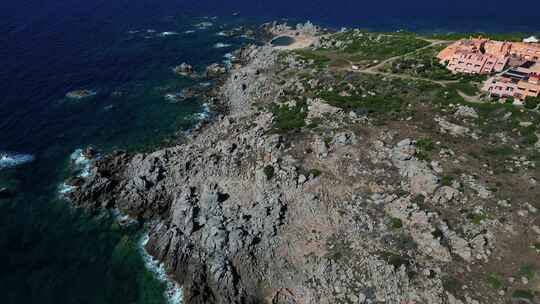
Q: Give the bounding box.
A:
[524,95,540,109]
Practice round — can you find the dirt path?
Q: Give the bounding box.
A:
[362,40,450,73]
[457,90,483,103]
[344,40,458,88]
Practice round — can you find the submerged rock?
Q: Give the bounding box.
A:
[65,89,96,99]
[206,63,227,77]
[173,63,194,76]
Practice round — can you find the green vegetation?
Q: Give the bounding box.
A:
[446,80,480,96]
[271,100,307,132]
[524,96,540,110]
[427,32,535,42]
[388,45,458,80]
[484,146,514,158]
[518,264,537,280]
[467,212,488,225]
[416,138,435,161]
[512,290,535,302]
[441,175,454,186]
[318,90,403,115]
[292,49,330,68]
[333,31,429,58]
[486,273,505,290]
[263,165,275,180]
[390,217,403,229]
[442,276,462,294]
[307,169,322,178]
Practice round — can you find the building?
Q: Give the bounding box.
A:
[445,52,508,74]
[482,61,540,103]
[508,42,540,61]
[437,39,510,74]
[437,38,540,74]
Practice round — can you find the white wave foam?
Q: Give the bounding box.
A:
[0,152,35,170]
[223,53,235,67]
[139,235,183,304]
[194,22,213,29]
[214,42,231,49]
[159,31,179,37]
[70,148,93,178]
[59,148,100,195]
[183,30,196,34]
[195,103,210,120]
[58,183,76,195]
[216,31,227,36]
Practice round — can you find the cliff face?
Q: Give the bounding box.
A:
[70,41,535,304]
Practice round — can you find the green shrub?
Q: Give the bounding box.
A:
[271,101,307,132]
[308,169,322,178]
[263,165,275,180]
[518,264,537,280]
[467,212,487,225]
[390,218,403,229]
[416,138,435,161]
[524,96,540,109]
[441,175,454,186]
[512,290,535,301]
[486,273,504,289]
[442,276,462,293]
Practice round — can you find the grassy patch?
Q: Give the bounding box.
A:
[271,100,307,132]
[416,138,435,161]
[292,49,330,68]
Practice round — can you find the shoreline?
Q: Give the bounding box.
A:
[139,233,184,304]
[66,21,540,304]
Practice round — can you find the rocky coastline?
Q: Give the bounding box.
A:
[68,23,540,304]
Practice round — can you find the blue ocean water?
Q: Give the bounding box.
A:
[1,1,539,303]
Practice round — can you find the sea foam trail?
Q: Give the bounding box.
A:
[139,234,183,304]
[214,42,231,48]
[0,152,35,170]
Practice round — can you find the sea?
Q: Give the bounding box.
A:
[1,1,539,303]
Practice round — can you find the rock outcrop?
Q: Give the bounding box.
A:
[69,43,507,304]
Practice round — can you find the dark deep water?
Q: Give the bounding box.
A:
[1,1,539,303]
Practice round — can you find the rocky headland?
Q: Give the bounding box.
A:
[69,24,540,304]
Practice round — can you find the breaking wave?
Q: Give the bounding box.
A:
[139,234,183,304]
[214,42,231,48]
[0,152,35,170]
